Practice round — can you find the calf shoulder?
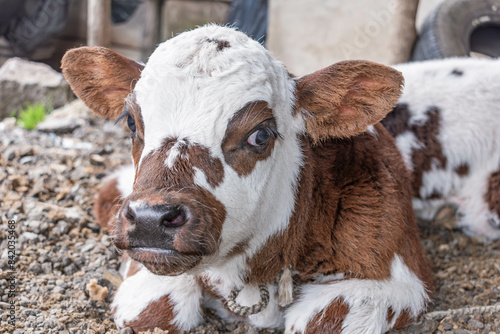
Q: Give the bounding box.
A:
[296,123,432,285]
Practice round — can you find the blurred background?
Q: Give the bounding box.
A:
[0,0,498,75]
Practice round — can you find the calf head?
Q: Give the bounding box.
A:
[62,25,403,277]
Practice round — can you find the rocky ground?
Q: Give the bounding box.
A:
[0,100,499,334]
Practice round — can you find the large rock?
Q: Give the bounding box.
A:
[36,99,89,134]
[0,57,74,120]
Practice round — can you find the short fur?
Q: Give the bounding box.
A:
[384,58,500,239]
[62,25,432,334]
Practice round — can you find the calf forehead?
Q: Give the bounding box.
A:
[134,26,293,158]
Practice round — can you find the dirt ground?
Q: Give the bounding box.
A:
[0,101,499,334]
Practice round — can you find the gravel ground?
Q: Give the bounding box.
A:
[0,100,499,334]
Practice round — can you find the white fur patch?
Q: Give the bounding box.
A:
[164,139,188,168]
[394,131,420,171]
[111,165,135,198]
[284,255,429,334]
[112,268,203,331]
[365,125,377,137]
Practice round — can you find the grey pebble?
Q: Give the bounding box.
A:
[29,262,42,275]
[22,231,40,242]
[56,279,69,288]
[64,263,77,275]
[56,220,69,234]
[52,286,65,294]
[41,262,52,274]
[468,318,484,329]
[119,328,134,334]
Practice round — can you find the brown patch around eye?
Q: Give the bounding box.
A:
[124,95,145,169]
[221,101,278,177]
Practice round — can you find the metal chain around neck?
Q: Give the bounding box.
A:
[226,284,270,317]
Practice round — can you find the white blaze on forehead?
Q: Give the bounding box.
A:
[134,25,296,166]
[164,139,188,168]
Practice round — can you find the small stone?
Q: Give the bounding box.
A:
[468,318,484,329]
[90,154,105,166]
[37,118,80,134]
[56,220,69,235]
[28,220,43,233]
[52,286,65,295]
[22,231,40,242]
[438,244,450,253]
[41,262,52,274]
[119,328,133,334]
[442,323,453,330]
[1,117,16,130]
[61,255,72,267]
[80,241,95,253]
[64,207,84,222]
[458,236,469,250]
[63,264,77,276]
[86,279,108,302]
[29,262,42,275]
[3,147,16,161]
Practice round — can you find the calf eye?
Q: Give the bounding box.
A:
[127,115,136,133]
[247,128,271,147]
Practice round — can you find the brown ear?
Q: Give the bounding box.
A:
[296,60,403,142]
[61,47,144,119]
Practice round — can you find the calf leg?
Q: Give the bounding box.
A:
[112,256,204,333]
[285,256,429,334]
[452,170,500,239]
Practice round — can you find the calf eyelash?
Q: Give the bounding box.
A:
[115,106,130,125]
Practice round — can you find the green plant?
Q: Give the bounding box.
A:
[16,102,48,130]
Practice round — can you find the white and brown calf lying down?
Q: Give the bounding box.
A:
[383,58,500,239]
[62,26,433,333]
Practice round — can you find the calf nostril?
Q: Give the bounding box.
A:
[161,207,187,228]
[125,203,136,223]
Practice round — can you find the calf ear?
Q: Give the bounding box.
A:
[61,47,144,119]
[296,60,403,142]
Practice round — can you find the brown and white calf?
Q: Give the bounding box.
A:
[62,25,432,333]
[382,58,500,239]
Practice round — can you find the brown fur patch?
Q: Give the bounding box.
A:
[114,139,226,275]
[382,103,447,199]
[207,38,231,51]
[393,310,413,329]
[221,101,278,176]
[454,163,470,177]
[62,47,143,119]
[296,60,403,142]
[123,295,180,333]
[305,299,349,334]
[119,253,143,278]
[486,170,500,215]
[387,307,413,328]
[93,177,122,230]
[248,124,433,296]
[125,96,146,172]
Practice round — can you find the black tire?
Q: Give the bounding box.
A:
[412,0,500,61]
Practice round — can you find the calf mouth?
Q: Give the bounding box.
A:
[127,246,202,276]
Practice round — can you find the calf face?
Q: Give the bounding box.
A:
[63,26,402,277]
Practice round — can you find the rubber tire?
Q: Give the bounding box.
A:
[412,0,500,61]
